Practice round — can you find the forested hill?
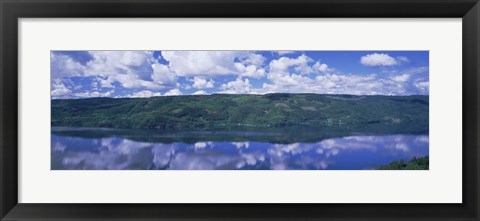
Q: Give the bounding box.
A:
[51,93,428,132]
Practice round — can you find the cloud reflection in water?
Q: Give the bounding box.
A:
[52,134,428,170]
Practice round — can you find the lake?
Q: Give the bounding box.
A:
[51,127,429,170]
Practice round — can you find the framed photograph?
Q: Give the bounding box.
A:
[1,0,479,220]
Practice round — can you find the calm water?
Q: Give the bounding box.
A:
[51,127,428,170]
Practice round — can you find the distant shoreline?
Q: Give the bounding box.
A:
[52,93,429,131]
[51,93,429,101]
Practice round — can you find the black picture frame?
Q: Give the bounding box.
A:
[1,0,479,220]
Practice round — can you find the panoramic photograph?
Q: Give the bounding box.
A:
[51,50,429,170]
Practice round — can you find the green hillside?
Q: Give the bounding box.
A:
[377,156,429,170]
[51,93,428,132]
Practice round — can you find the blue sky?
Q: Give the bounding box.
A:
[51,50,429,99]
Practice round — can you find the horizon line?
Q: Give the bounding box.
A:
[51,93,429,100]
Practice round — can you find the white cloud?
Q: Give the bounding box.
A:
[312,61,334,73]
[164,88,183,96]
[51,53,86,79]
[391,74,410,82]
[111,73,163,90]
[74,90,114,98]
[259,72,419,96]
[191,77,214,89]
[414,81,429,93]
[51,51,427,98]
[267,72,314,87]
[260,53,416,95]
[85,51,165,90]
[128,90,162,98]
[52,51,180,96]
[220,78,254,94]
[241,53,265,66]
[404,66,428,75]
[360,53,399,66]
[87,51,153,75]
[269,54,314,74]
[161,51,264,78]
[151,63,177,86]
[234,63,266,79]
[51,80,72,99]
[162,51,235,77]
[192,90,208,95]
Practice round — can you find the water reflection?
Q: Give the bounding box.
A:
[51,128,428,170]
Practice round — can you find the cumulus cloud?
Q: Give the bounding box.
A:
[404,66,428,75]
[151,63,177,86]
[161,51,266,78]
[220,78,254,94]
[391,74,410,83]
[164,88,183,96]
[191,77,214,89]
[162,51,237,77]
[51,51,428,98]
[269,54,314,74]
[51,79,72,99]
[234,63,266,79]
[192,90,208,95]
[128,90,162,98]
[266,72,314,88]
[266,55,335,91]
[312,61,334,73]
[258,54,427,95]
[264,73,375,95]
[74,90,114,98]
[414,81,429,93]
[240,53,265,66]
[360,53,399,66]
[85,51,165,90]
[51,53,86,79]
[51,51,174,99]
